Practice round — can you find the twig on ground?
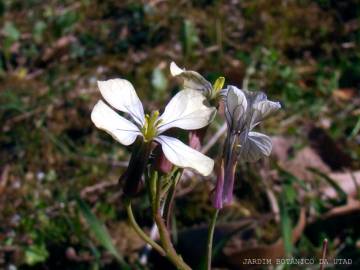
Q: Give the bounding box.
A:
[201,123,227,154]
[0,165,10,195]
[80,180,118,197]
[320,238,328,270]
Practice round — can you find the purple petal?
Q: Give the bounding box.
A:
[222,159,237,205]
[212,161,225,209]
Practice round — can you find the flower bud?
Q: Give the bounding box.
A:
[152,144,173,174]
[188,126,208,150]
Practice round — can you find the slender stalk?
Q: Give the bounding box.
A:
[205,209,219,270]
[164,183,176,229]
[149,170,158,214]
[320,238,328,270]
[151,170,191,270]
[154,213,191,270]
[124,199,165,256]
[155,171,162,214]
[164,169,182,228]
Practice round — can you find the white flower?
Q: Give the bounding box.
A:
[170,61,225,101]
[225,85,281,162]
[91,78,216,176]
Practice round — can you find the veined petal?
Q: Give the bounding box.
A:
[91,100,141,146]
[242,88,267,107]
[157,89,216,133]
[251,100,281,129]
[155,135,214,176]
[97,79,145,126]
[238,132,272,162]
[225,86,247,130]
[170,62,212,94]
[222,159,237,205]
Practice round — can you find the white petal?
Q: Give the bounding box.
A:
[170,61,184,76]
[239,132,272,162]
[251,100,281,128]
[155,135,214,176]
[225,86,248,129]
[157,89,216,133]
[91,100,141,145]
[97,79,145,126]
[170,62,212,94]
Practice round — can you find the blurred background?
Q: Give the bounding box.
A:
[1,0,360,269]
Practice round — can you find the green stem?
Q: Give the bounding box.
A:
[124,199,165,256]
[151,170,191,270]
[155,170,162,214]
[205,209,219,270]
[149,170,158,214]
[164,169,183,228]
[154,213,191,270]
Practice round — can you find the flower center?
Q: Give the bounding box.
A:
[141,110,162,142]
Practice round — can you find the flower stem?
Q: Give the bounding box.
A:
[164,169,182,228]
[154,213,191,270]
[151,170,191,270]
[149,170,159,214]
[205,209,219,270]
[320,238,328,270]
[124,198,165,256]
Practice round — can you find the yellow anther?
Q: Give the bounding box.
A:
[141,111,161,142]
[152,110,159,119]
[213,76,225,93]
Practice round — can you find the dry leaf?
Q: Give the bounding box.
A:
[332,88,357,101]
[322,171,360,199]
[284,147,330,181]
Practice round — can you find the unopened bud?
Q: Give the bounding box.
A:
[152,144,173,174]
[188,127,208,150]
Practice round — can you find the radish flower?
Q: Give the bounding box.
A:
[170,61,225,152]
[91,79,216,177]
[213,86,281,208]
[225,86,281,162]
[170,61,225,104]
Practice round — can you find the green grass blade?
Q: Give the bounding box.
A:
[279,192,293,258]
[308,168,347,203]
[76,198,129,268]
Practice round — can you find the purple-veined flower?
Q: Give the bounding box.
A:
[213,86,281,209]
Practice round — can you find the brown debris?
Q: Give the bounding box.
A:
[308,127,353,170]
[223,209,306,269]
[0,165,10,195]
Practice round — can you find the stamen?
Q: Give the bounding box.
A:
[141,111,161,142]
[210,76,225,101]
